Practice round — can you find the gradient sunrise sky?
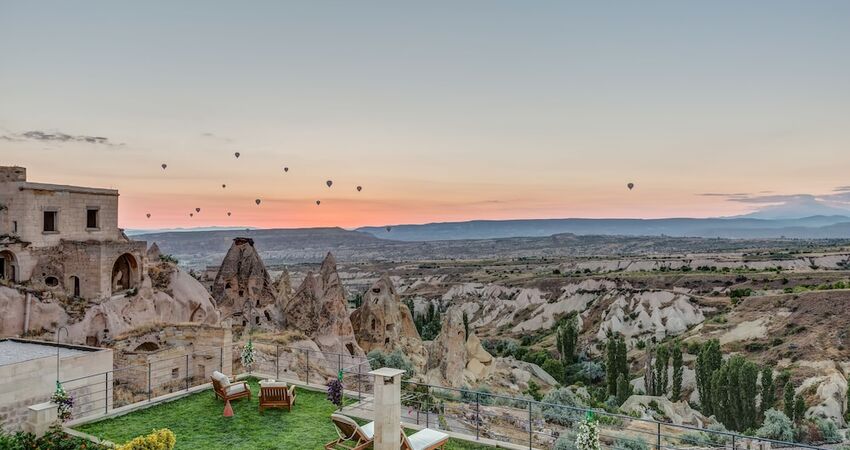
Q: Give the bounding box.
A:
[1,1,849,229]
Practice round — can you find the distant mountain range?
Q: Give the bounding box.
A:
[356,215,850,241]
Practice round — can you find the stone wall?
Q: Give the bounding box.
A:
[0,341,112,431]
[111,324,231,400]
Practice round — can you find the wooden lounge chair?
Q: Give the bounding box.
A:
[211,371,251,403]
[400,427,449,450]
[259,381,296,413]
[324,414,375,450]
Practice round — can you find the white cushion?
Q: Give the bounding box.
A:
[360,422,375,440]
[407,428,448,450]
[226,383,247,396]
[260,381,287,388]
[212,371,230,385]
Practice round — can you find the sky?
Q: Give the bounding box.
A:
[1,1,849,229]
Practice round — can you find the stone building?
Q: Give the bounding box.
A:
[0,166,146,300]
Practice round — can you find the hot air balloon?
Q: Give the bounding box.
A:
[222,184,226,188]
[316,200,321,206]
[195,208,201,213]
[356,186,362,192]
[234,152,241,159]
[627,182,635,190]
[227,212,232,217]
[255,199,261,205]
[386,226,392,232]
[161,164,167,170]
[189,213,194,217]
[283,167,289,172]
[146,213,151,219]
[326,180,333,188]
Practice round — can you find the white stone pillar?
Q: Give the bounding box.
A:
[370,368,405,450]
[23,402,59,438]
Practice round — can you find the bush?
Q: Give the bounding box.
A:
[554,430,579,450]
[0,427,106,450]
[615,436,648,450]
[542,358,565,383]
[756,409,794,442]
[541,388,587,425]
[367,349,413,377]
[116,429,175,450]
[814,417,842,443]
[574,361,605,383]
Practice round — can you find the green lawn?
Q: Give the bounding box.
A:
[76,379,492,450]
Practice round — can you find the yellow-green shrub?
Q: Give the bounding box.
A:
[116,428,175,450]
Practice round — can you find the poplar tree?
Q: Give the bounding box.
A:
[760,367,775,416]
[557,313,579,365]
[671,341,683,401]
[696,339,722,416]
[616,373,631,405]
[783,382,795,420]
[654,344,670,396]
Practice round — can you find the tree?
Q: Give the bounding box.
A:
[783,382,795,420]
[606,335,618,396]
[707,355,759,431]
[542,359,566,384]
[696,339,722,416]
[671,341,683,401]
[793,394,806,423]
[557,313,579,365]
[606,333,629,397]
[616,373,631,405]
[653,344,670,397]
[760,368,775,416]
[462,311,470,341]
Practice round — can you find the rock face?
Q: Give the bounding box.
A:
[350,274,425,367]
[210,238,278,329]
[275,268,292,304]
[146,242,161,261]
[464,332,494,380]
[0,262,220,346]
[426,307,468,387]
[620,395,712,427]
[282,253,364,356]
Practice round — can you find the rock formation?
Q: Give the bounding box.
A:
[274,268,292,304]
[464,331,493,381]
[350,274,425,368]
[425,307,468,387]
[282,252,363,356]
[146,242,161,261]
[210,238,279,329]
[0,260,220,346]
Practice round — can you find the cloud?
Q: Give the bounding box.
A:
[200,132,233,143]
[0,130,124,147]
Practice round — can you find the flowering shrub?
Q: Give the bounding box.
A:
[575,418,600,450]
[241,339,255,372]
[326,379,343,407]
[0,427,107,450]
[116,428,176,450]
[51,381,74,422]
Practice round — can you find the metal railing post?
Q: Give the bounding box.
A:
[475,392,480,440]
[276,344,280,380]
[147,362,152,402]
[656,422,661,450]
[357,360,362,401]
[528,400,532,449]
[104,372,109,414]
[220,347,224,373]
[732,435,736,450]
[306,349,310,385]
[185,354,189,391]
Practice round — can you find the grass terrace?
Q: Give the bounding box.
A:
[75,378,493,450]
